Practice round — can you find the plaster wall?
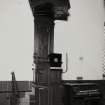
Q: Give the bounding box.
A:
[55,0,105,80]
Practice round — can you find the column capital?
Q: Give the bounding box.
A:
[29,0,70,20]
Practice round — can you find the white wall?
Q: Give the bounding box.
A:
[55,0,105,80]
[0,0,33,80]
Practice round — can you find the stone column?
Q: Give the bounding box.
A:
[28,1,70,105]
[33,3,54,85]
